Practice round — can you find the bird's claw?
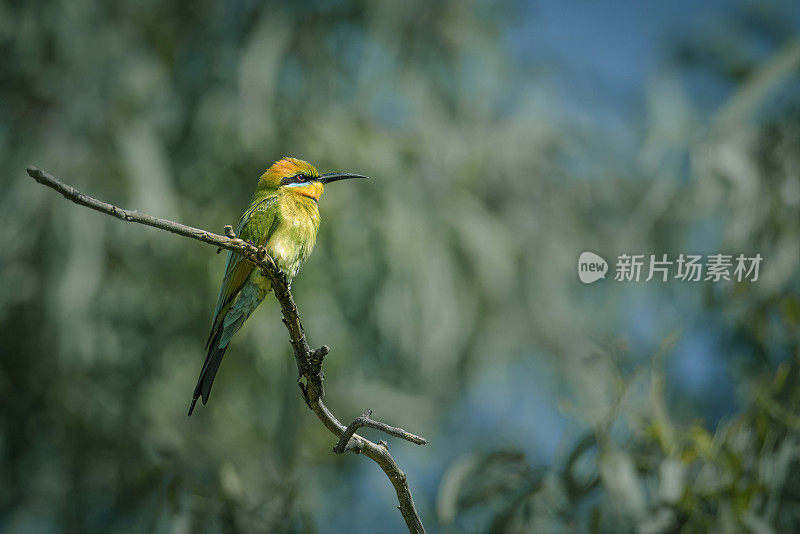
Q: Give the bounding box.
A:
[276,268,288,287]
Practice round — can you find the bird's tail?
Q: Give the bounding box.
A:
[189,282,266,416]
[188,326,228,416]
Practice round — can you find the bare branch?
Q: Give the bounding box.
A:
[26,166,428,534]
[334,409,427,454]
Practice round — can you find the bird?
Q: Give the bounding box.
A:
[188,157,367,416]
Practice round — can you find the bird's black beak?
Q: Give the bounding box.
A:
[318,172,369,184]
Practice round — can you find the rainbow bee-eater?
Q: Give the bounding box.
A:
[188,157,367,416]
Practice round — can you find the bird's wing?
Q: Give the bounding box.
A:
[207,196,279,345]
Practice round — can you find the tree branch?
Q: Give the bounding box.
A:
[333,409,427,454]
[26,166,428,534]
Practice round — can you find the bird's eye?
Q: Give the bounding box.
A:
[296,173,307,182]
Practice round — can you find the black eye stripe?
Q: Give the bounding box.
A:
[280,173,310,185]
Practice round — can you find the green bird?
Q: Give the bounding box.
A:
[188,157,367,416]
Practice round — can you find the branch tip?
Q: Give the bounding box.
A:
[333,409,427,454]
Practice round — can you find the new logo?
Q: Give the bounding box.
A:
[578,252,608,284]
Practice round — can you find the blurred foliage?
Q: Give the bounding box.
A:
[1,0,799,533]
[437,358,800,533]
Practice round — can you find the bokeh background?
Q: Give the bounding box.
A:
[2,1,800,532]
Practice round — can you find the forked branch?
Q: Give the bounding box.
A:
[26,166,427,534]
[334,409,427,454]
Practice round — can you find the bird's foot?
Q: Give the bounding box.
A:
[275,267,289,288]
